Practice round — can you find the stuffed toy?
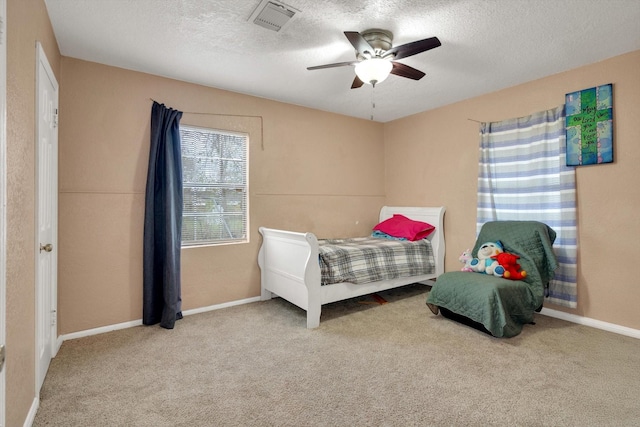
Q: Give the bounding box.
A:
[459,249,474,272]
[493,252,527,280]
[469,241,505,277]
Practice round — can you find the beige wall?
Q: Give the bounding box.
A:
[57,58,385,334]
[384,50,640,330]
[58,50,640,335]
[6,0,61,425]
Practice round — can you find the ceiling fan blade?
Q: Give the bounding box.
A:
[385,36,441,60]
[351,75,364,89]
[344,31,375,56]
[390,62,426,80]
[307,61,357,70]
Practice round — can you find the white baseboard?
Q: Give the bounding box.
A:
[57,298,639,344]
[23,397,38,427]
[540,307,640,339]
[60,319,143,342]
[59,296,262,343]
[182,296,261,317]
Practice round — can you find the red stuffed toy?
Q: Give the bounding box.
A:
[492,252,527,280]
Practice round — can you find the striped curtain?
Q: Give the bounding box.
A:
[477,105,577,308]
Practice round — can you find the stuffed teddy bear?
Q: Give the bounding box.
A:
[492,252,527,280]
[459,249,474,272]
[469,241,505,277]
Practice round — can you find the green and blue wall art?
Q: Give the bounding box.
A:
[565,83,613,166]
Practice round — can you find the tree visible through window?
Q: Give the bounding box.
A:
[180,125,248,246]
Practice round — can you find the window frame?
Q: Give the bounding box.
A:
[179,124,249,248]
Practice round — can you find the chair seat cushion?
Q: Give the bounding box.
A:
[427,272,537,337]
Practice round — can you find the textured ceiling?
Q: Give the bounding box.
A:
[44,0,640,122]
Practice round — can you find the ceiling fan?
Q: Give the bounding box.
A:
[307,29,441,88]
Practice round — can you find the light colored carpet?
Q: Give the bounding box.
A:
[34,284,640,426]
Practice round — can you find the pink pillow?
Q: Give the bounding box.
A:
[373,214,435,241]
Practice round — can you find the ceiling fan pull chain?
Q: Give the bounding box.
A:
[370,86,376,120]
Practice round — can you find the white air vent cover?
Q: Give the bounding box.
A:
[249,0,300,32]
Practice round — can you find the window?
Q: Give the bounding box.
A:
[180,125,248,246]
[476,105,577,308]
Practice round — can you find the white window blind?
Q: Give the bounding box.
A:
[180,125,248,246]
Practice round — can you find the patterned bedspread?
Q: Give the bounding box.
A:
[318,237,435,285]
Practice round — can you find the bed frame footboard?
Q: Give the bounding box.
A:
[257,227,322,328]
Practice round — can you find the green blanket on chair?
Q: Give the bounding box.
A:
[427,221,558,337]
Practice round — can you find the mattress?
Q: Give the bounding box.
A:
[318,237,435,285]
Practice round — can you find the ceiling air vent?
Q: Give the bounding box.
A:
[249,0,300,32]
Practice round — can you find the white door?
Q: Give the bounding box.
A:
[0,0,7,424]
[35,42,58,392]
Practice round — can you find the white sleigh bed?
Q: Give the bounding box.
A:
[257,206,446,328]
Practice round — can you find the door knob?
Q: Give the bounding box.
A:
[40,243,53,253]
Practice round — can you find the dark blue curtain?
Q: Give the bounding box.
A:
[143,102,183,329]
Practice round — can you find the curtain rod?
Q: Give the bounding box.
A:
[149,98,265,150]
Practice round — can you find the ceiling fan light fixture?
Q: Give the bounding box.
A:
[354,58,392,86]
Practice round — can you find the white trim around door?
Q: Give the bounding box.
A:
[0,1,8,425]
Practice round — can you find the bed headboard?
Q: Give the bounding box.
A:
[379,206,446,276]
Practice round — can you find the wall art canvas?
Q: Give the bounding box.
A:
[565,83,613,166]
